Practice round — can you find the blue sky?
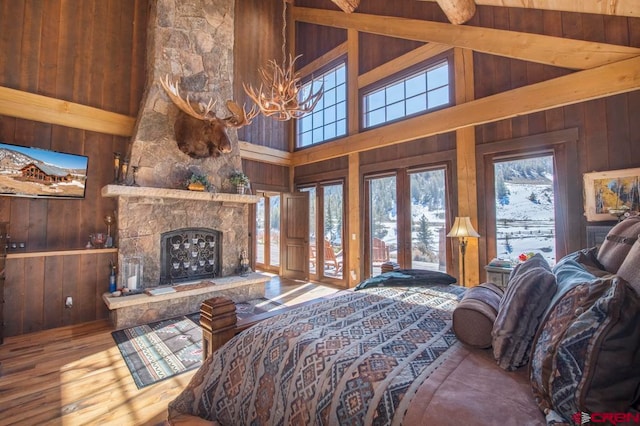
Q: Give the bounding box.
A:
[0,142,88,170]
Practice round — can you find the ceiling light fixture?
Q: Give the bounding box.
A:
[243,0,323,121]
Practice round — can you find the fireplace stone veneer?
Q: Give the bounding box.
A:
[102,185,260,289]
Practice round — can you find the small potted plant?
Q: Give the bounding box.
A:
[229,171,250,194]
[185,173,210,192]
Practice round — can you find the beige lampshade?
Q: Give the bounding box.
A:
[447,216,480,238]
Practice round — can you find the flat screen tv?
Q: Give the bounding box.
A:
[0,142,89,199]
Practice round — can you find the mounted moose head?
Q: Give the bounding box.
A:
[160,76,258,159]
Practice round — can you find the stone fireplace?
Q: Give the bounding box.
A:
[99,0,270,329]
[101,0,255,289]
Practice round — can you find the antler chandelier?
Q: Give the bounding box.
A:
[243,0,323,121]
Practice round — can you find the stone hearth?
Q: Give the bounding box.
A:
[103,272,269,329]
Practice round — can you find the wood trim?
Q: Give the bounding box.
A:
[0,85,136,136]
[475,128,579,156]
[417,0,640,18]
[295,169,347,185]
[291,55,640,166]
[292,6,640,70]
[239,141,292,166]
[360,149,455,174]
[347,29,359,135]
[453,47,478,287]
[6,248,118,259]
[358,43,452,89]
[347,152,360,287]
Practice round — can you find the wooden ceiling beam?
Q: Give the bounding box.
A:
[330,0,359,13]
[418,0,640,18]
[436,0,476,24]
[291,55,640,166]
[0,85,135,137]
[292,6,640,70]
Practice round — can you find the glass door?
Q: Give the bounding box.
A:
[322,183,344,280]
[254,192,281,273]
[299,186,317,276]
[366,174,398,276]
[365,166,449,278]
[409,168,447,271]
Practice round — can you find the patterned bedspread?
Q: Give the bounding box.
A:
[169,284,466,426]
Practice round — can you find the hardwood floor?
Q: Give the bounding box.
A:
[0,276,343,426]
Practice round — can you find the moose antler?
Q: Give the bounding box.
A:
[223,100,259,128]
[160,75,257,128]
[160,75,216,120]
[158,75,259,159]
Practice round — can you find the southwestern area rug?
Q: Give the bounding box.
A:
[112,297,284,388]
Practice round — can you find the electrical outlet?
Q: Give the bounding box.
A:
[65,296,73,309]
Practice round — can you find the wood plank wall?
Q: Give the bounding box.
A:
[242,159,290,193]
[234,0,289,151]
[4,251,115,336]
[0,1,148,336]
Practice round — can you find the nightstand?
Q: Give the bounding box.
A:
[485,265,513,290]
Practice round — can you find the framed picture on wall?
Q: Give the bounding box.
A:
[583,167,640,222]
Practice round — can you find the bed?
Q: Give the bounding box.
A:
[167,280,543,425]
[167,217,640,426]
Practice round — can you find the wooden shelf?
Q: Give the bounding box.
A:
[6,248,118,259]
[101,184,260,204]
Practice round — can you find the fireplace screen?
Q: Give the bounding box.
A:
[160,228,221,284]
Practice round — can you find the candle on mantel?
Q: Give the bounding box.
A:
[128,275,138,290]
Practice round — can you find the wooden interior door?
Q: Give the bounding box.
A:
[281,192,310,280]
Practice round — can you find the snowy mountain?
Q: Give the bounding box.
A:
[0,147,40,172]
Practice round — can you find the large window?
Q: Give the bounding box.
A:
[363,59,450,129]
[494,155,556,265]
[296,62,347,148]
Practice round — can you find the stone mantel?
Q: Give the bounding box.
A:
[101,184,260,204]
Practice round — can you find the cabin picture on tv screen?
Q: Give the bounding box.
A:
[0,142,89,199]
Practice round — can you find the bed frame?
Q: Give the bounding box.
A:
[199,295,341,359]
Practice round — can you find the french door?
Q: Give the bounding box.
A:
[255,193,280,273]
[364,167,449,277]
[299,181,345,285]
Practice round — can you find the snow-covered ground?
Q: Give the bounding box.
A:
[495,181,556,265]
[375,180,557,268]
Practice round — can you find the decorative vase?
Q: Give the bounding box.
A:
[236,184,246,194]
[188,182,206,191]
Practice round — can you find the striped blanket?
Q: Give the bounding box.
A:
[169,284,465,425]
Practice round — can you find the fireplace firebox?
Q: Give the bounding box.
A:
[160,228,221,284]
